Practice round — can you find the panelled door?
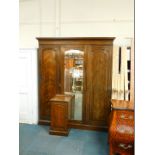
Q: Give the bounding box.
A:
[39,46,60,123]
[51,103,68,131]
[84,45,113,127]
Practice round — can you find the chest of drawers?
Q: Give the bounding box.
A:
[109,110,134,155]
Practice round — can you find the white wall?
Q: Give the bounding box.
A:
[19,0,134,48]
[60,0,133,37]
[19,0,134,124]
[19,0,56,48]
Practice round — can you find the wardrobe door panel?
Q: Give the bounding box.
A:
[39,47,59,122]
[85,46,112,126]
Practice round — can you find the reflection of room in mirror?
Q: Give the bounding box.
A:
[74,92,82,120]
[64,49,84,120]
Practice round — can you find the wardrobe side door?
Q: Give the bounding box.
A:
[85,45,112,126]
[39,47,59,122]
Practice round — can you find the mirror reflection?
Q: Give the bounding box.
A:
[64,49,84,120]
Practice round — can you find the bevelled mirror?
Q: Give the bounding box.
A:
[64,49,84,120]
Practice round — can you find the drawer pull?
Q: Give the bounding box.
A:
[118,143,133,149]
[120,114,133,120]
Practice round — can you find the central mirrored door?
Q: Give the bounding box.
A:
[64,49,84,120]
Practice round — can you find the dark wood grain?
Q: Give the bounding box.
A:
[39,46,60,122]
[37,37,115,46]
[51,103,68,129]
[37,37,114,130]
[84,45,113,126]
[49,94,72,136]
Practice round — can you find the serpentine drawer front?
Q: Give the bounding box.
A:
[109,110,134,155]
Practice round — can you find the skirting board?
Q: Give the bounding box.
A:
[39,119,108,132]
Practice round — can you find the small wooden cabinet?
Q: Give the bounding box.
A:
[49,94,73,136]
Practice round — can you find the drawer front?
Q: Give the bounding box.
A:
[111,142,134,155]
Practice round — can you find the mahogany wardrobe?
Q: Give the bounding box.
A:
[37,37,114,131]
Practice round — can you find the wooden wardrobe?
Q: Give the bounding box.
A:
[37,37,115,131]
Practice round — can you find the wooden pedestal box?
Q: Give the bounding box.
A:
[109,110,134,155]
[49,94,74,136]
